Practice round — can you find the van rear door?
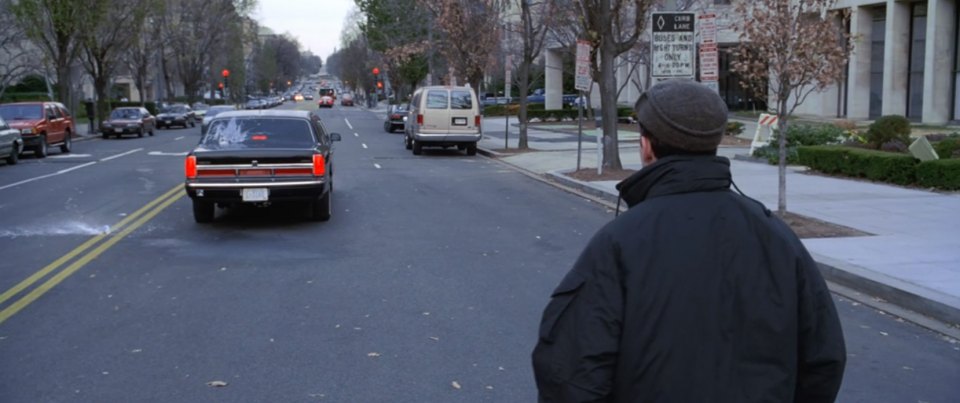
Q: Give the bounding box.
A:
[448,89,478,135]
[421,89,450,134]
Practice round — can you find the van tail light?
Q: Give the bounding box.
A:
[312,154,326,176]
[475,115,481,128]
[185,156,197,179]
[417,114,423,125]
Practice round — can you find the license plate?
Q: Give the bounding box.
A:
[164,120,172,124]
[114,128,122,133]
[241,188,269,202]
[452,117,467,126]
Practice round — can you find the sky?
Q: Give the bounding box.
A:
[253,0,357,64]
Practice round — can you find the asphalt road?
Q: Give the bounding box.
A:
[0,101,957,402]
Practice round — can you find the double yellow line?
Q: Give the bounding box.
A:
[0,184,186,325]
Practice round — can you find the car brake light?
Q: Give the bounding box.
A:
[417,114,423,125]
[475,115,481,128]
[312,154,326,176]
[185,156,197,179]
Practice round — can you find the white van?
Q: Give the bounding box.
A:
[403,85,481,156]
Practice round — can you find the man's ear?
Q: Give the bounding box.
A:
[641,136,657,165]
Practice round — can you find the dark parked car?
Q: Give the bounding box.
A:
[0,116,23,165]
[156,105,195,129]
[201,105,238,134]
[184,110,342,223]
[384,104,407,133]
[101,107,155,138]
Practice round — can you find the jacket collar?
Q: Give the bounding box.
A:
[616,155,732,208]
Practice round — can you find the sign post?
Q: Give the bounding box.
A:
[575,40,591,171]
[505,55,512,149]
[698,13,719,93]
[651,12,696,81]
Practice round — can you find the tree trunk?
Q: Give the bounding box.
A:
[777,96,789,214]
[518,58,530,150]
[94,72,110,131]
[599,38,621,170]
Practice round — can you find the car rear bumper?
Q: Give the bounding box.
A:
[101,126,141,134]
[185,179,328,203]
[412,132,481,143]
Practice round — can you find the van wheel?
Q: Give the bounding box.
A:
[60,131,72,153]
[35,134,48,158]
[466,143,477,156]
[192,200,215,223]
[412,139,422,155]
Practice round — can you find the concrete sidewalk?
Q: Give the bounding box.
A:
[478,116,960,330]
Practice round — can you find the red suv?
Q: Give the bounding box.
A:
[0,102,76,158]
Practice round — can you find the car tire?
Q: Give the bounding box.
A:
[35,134,48,158]
[138,127,144,138]
[60,131,72,153]
[412,139,422,155]
[192,200,215,223]
[5,143,19,165]
[384,122,391,133]
[311,188,332,222]
[102,131,109,139]
[149,126,154,136]
[404,136,412,150]
[466,143,477,156]
[190,120,196,128]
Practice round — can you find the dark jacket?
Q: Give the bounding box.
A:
[532,155,845,402]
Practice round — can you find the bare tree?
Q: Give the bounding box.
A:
[576,0,655,170]
[731,0,853,214]
[421,0,504,93]
[80,0,146,126]
[163,0,245,103]
[11,0,85,104]
[0,0,36,99]
[514,0,555,149]
[125,0,165,107]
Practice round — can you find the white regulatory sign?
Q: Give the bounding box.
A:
[575,40,592,91]
[651,13,696,79]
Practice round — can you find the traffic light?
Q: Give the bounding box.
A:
[218,82,224,89]
[376,81,383,89]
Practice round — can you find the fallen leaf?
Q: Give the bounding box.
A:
[131,349,142,353]
[498,366,505,371]
[902,366,913,370]
[880,331,889,336]
[422,312,430,316]
[219,267,227,271]
[429,336,440,341]
[451,381,461,389]
[207,380,228,387]
[485,385,494,390]
[367,352,381,357]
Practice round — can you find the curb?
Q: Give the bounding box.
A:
[480,146,960,334]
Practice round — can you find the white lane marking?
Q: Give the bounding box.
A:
[353,132,359,137]
[49,154,92,159]
[344,118,353,130]
[100,148,143,162]
[148,151,188,156]
[0,161,97,191]
[174,136,185,140]
[374,163,381,169]
[361,143,368,149]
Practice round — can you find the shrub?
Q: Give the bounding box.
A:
[798,146,918,185]
[933,137,960,159]
[916,159,960,190]
[726,121,745,136]
[880,139,908,153]
[866,115,911,149]
[752,144,798,165]
[774,123,845,147]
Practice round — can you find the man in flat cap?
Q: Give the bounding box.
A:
[532,79,846,402]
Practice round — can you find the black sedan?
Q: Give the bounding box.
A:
[157,105,195,129]
[184,110,342,223]
[100,107,156,138]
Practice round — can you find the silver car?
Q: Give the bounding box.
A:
[201,105,238,134]
[0,116,23,165]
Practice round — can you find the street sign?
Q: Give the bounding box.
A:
[575,40,592,91]
[651,12,696,79]
[699,43,719,81]
[505,55,512,89]
[698,13,717,44]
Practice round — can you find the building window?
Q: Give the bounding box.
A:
[907,2,927,120]
[869,9,885,119]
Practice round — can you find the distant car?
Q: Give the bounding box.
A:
[293,94,305,102]
[319,88,336,101]
[101,107,156,138]
[304,94,314,100]
[157,105,195,129]
[318,96,335,108]
[192,103,210,120]
[244,99,262,110]
[184,110,342,223]
[384,105,408,133]
[0,101,75,158]
[0,115,23,165]
[340,93,354,106]
[201,105,238,134]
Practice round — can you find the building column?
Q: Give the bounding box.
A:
[882,0,910,116]
[847,6,873,120]
[544,49,563,111]
[923,0,957,124]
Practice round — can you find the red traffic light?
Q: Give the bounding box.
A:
[218,82,224,89]
[221,69,230,78]
[372,67,380,75]
[376,81,383,89]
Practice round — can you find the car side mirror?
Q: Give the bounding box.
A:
[330,133,342,142]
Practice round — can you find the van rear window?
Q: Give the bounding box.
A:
[426,90,448,109]
[202,117,315,149]
[451,90,473,110]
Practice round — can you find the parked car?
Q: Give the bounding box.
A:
[404,85,481,156]
[157,104,195,129]
[201,105,238,134]
[304,94,314,100]
[101,107,156,138]
[184,110,342,223]
[244,99,263,110]
[317,96,335,108]
[192,103,210,120]
[340,93,354,106]
[0,115,23,165]
[0,101,75,158]
[384,104,408,133]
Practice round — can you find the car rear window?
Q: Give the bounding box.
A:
[111,109,140,119]
[0,105,43,120]
[426,90,448,109]
[451,90,473,110]
[202,117,315,149]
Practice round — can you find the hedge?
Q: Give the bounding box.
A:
[1,92,50,103]
[916,159,960,190]
[797,146,918,185]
